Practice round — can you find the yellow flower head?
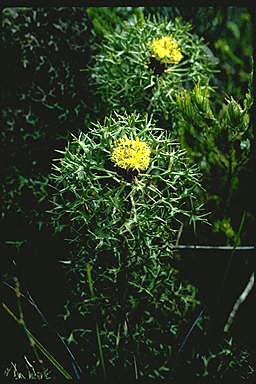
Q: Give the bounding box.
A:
[111,136,151,171]
[150,35,183,65]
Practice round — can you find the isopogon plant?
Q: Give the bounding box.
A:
[50,112,206,379]
[89,16,216,123]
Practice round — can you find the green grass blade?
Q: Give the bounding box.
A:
[2,303,73,380]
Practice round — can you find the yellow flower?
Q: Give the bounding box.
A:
[150,35,183,65]
[111,136,151,171]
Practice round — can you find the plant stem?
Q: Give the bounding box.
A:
[86,263,106,378]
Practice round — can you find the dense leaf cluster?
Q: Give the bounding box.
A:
[175,83,253,244]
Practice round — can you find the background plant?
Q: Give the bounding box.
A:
[86,7,144,38]
[174,82,254,245]
[145,7,253,102]
[89,15,216,124]
[211,7,253,102]
[177,338,256,382]
[1,7,90,236]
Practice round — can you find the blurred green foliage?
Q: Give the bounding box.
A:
[212,8,253,101]
[87,7,144,38]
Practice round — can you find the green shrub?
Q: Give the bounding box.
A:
[145,7,253,102]
[89,16,216,122]
[50,112,205,379]
[1,7,91,229]
[175,83,253,243]
[2,7,90,147]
